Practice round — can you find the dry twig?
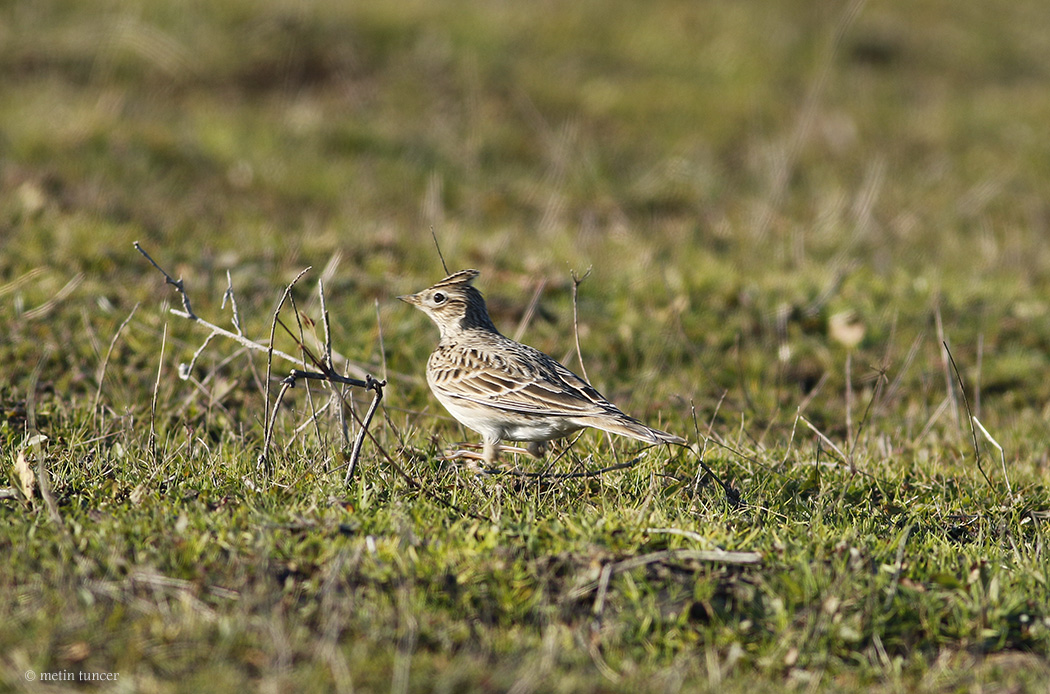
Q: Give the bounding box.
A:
[943,341,996,495]
[136,243,387,487]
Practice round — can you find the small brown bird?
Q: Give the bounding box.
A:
[399,269,684,464]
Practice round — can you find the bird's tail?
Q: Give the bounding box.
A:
[580,413,686,446]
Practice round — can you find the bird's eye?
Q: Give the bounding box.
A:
[433,292,446,304]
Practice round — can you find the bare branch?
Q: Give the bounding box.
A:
[222,269,244,335]
[136,242,307,371]
[137,244,387,487]
[344,376,385,486]
[135,242,196,318]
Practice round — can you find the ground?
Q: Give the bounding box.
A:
[2,0,1050,691]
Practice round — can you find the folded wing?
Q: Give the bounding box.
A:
[430,343,610,417]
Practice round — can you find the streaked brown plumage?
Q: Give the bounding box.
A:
[398,269,684,464]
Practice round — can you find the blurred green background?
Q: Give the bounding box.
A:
[5,0,1050,418]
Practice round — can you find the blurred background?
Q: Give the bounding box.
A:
[3,0,1050,435]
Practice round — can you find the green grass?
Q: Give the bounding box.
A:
[3,0,1050,691]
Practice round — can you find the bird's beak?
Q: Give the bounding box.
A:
[397,293,420,306]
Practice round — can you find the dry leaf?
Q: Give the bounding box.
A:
[14,434,49,504]
[14,448,35,502]
[829,310,866,348]
[59,641,91,663]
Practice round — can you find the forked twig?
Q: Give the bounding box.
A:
[137,243,387,487]
[260,313,388,477]
[265,362,386,487]
[135,243,307,370]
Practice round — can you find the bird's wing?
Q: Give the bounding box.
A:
[429,342,612,418]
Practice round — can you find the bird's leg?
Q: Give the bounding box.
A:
[441,438,535,467]
[483,438,499,466]
[440,446,485,464]
[439,438,504,474]
[481,437,536,464]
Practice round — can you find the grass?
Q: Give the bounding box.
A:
[3,0,1050,691]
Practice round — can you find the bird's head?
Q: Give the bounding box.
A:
[398,269,497,339]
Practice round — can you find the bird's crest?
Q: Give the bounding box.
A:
[429,269,480,290]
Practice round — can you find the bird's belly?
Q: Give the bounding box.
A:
[498,417,582,443]
[433,391,581,442]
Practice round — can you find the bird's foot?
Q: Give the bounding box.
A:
[442,443,534,458]
[441,443,536,472]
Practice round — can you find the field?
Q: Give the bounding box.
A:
[3,0,1050,691]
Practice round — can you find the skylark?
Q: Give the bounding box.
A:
[399,269,685,465]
